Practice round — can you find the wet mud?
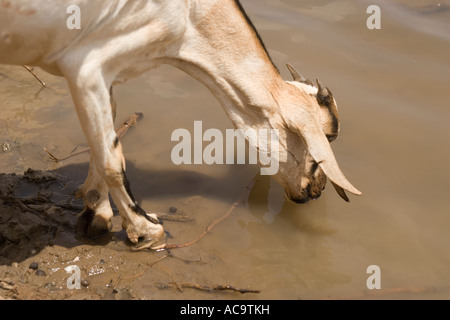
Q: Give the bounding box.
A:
[0,168,260,300]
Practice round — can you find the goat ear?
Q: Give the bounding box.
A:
[283,107,362,198]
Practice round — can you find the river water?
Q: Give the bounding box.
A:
[0,0,449,299]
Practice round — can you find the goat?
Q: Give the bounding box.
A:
[0,0,361,247]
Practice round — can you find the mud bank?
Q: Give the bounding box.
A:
[0,169,258,300]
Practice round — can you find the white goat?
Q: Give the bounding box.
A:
[0,0,361,247]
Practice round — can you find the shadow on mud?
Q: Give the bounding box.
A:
[0,161,256,265]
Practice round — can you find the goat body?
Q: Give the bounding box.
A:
[0,0,361,246]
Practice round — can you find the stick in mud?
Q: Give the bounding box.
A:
[124,180,260,294]
[170,282,261,294]
[44,112,144,162]
[23,65,47,88]
[149,179,256,251]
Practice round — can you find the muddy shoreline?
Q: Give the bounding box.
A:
[0,169,259,300]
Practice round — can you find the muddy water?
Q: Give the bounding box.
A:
[1,0,450,299]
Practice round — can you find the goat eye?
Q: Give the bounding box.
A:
[326,134,338,142]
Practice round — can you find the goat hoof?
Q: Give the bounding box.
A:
[131,236,167,251]
[125,216,165,247]
[76,208,112,239]
[87,216,112,239]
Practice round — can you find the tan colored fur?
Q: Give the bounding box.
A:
[0,0,360,245]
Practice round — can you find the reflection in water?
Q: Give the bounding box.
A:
[245,175,350,298]
[0,0,449,299]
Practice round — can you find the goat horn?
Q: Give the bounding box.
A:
[316,78,328,95]
[286,64,314,86]
[316,78,333,106]
[282,106,362,198]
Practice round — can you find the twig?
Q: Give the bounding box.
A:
[115,112,143,139]
[9,197,34,213]
[23,65,46,88]
[0,279,16,292]
[158,213,194,222]
[152,179,255,251]
[44,146,86,163]
[171,282,260,294]
[44,112,144,162]
[122,253,170,281]
[167,251,206,264]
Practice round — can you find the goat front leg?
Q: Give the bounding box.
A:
[76,157,114,238]
[64,63,164,246]
[75,85,117,238]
